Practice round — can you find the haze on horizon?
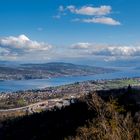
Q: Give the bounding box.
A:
[0,0,140,67]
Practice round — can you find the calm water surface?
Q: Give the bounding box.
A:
[0,68,140,92]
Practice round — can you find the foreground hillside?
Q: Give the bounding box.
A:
[0,87,140,140]
[0,62,116,80]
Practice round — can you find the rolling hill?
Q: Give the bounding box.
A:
[0,62,116,80]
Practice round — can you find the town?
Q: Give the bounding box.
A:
[0,78,140,120]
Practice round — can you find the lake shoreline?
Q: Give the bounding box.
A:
[0,78,140,110]
[0,77,140,94]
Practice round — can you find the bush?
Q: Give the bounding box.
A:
[72,93,140,140]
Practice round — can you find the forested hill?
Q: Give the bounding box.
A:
[0,62,116,80]
[0,87,140,140]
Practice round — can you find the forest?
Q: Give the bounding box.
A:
[0,86,140,140]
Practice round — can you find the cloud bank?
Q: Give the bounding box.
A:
[71,42,140,57]
[0,34,51,52]
[0,35,52,61]
[0,35,139,63]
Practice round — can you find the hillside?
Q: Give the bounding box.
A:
[0,87,140,140]
[0,62,116,80]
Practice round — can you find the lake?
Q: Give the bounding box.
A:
[0,67,140,92]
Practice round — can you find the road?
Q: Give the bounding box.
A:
[0,98,63,112]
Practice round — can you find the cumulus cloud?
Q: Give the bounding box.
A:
[58,5,121,26]
[82,17,121,25]
[66,5,111,16]
[0,34,52,61]
[71,42,140,57]
[0,34,52,52]
[0,48,10,56]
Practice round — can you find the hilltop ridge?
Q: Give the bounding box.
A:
[0,62,116,80]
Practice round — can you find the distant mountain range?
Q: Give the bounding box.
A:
[0,62,116,80]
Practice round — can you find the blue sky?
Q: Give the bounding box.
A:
[0,0,140,65]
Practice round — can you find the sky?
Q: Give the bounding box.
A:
[0,0,140,66]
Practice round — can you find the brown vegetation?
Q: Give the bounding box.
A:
[71,93,140,140]
[1,88,140,140]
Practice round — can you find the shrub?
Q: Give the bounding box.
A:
[72,93,140,140]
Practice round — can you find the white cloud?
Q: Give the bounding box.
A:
[0,34,52,61]
[71,42,140,57]
[0,47,10,55]
[58,5,121,26]
[0,34,52,52]
[66,5,111,16]
[82,17,121,25]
